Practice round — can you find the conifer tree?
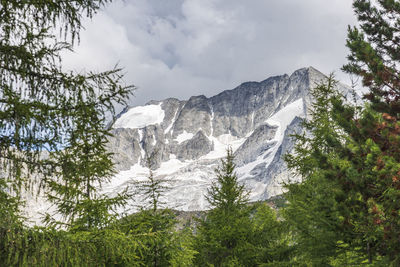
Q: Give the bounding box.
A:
[0,1,150,265]
[284,75,399,265]
[124,156,196,266]
[194,148,256,266]
[206,148,249,212]
[343,0,400,116]
[284,1,400,265]
[133,157,176,266]
[342,0,400,263]
[0,0,133,226]
[250,202,294,266]
[43,76,131,229]
[283,77,350,265]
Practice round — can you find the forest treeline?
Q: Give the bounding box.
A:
[1,0,400,266]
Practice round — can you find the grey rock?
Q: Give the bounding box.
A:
[175,131,213,161]
[107,128,141,171]
[234,124,278,166]
[104,66,357,211]
[261,116,304,199]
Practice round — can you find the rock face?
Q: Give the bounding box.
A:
[103,67,353,212]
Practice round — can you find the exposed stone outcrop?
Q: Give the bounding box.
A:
[103,67,355,211]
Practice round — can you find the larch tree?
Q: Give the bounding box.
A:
[117,155,197,267]
[132,157,177,266]
[0,0,133,228]
[283,77,370,265]
[0,1,152,266]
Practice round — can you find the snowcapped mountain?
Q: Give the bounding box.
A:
[103,67,353,212]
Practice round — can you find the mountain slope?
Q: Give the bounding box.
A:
[103,67,352,212]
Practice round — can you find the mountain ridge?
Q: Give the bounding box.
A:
[22,67,352,222]
[102,66,349,212]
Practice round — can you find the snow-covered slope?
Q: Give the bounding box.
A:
[103,67,354,212]
[113,104,165,129]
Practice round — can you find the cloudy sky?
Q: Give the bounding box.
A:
[62,0,357,107]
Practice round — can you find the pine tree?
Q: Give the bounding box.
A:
[343,0,400,116]
[283,1,400,265]
[284,75,399,265]
[342,0,400,263]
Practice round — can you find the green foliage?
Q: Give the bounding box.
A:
[0,0,125,188]
[135,156,172,212]
[251,203,294,266]
[0,1,198,265]
[195,149,291,266]
[0,224,147,267]
[133,157,178,266]
[116,157,197,266]
[194,148,252,266]
[285,2,400,257]
[124,208,178,266]
[284,74,400,265]
[342,0,400,264]
[206,148,249,212]
[0,0,134,227]
[169,227,198,267]
[283,78,349,265]
[0,0,148,266]
[343,0,400,115]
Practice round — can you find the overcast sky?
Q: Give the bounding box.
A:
[62,0,357,107]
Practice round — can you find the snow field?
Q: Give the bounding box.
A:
[113,104,165,129]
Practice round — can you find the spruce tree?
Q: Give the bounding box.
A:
[194,148,255,266]
[206,148,249,212]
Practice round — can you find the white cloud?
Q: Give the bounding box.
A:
[62,0,357,108]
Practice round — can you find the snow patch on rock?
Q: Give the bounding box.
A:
[201,134,246,160]
[237,98,305,200]
[113,104,165,129]
[266,98,304,130]
[175,131,194,144]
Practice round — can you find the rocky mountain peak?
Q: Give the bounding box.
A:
[102,67,352,212]
[22,67,355,222]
